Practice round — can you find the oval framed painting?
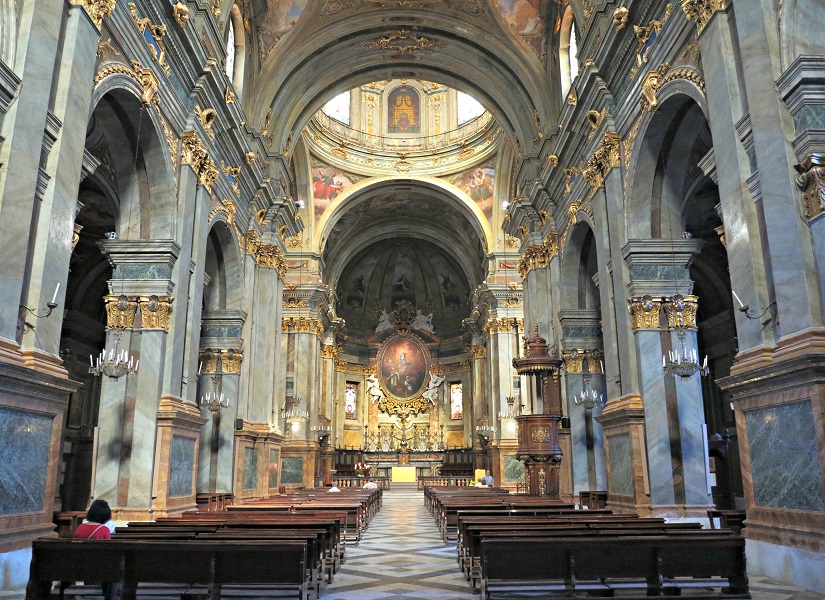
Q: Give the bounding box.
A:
[378,335,429,401]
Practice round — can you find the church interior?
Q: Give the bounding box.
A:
[1,0,824,595]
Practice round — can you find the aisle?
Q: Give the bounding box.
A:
[322,487,475,600]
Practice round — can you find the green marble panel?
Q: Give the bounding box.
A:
[168,436,195,498]
[243,447,258,490]
[0,407,53,514]
[745,401,825,511]
[504,455,525,482]
[608,433,633,496]
[281,456,304,484]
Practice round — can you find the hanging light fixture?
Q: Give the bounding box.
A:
[284,396,309,430]
[573,371,604,409]
[89,296,139,379]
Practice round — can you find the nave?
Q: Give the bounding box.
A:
[323,488,822,600]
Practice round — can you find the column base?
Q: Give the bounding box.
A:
[0,337,26,367]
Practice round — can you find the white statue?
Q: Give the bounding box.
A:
[422,370,445,404]
[365,374,385,403]
[411,310,434,333]
[375,309,393,333]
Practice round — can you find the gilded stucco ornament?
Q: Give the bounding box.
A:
[663,294,698,329]
[613,6,629,30]
[128,3,171,76]
[796,155,825,219]
[469,345,487,359]
[220,349,243,373]
[181,131,218,188]
[71,0,116,30]
[582,132,620,194]
[561,349,584,373]
[517,231,559,277]
[568,199,594,225]
[628,295,662,331]
[138,295,173,330]
[681,0,727,33]
[640,63,669,111]
[104,294,138,329]
[195,104,217,139]
[172,2,189,27]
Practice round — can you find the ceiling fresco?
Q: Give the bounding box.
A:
[256,0,308,64]
[493,0,550,62]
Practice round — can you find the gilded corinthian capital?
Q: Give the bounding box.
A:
[681,0,727,33]
[138,295,173,330]
[105,294,138,329]
[628,295,662,331]
[663,294,698,329]
[71,0,117,30]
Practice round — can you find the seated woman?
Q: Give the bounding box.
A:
[73,500,117,600]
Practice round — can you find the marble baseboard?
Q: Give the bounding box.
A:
[747,537,825,593]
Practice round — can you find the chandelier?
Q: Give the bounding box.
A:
[311,417,332,446]
[284,396,309,430]
[573,373,604,409]
[89,326,139,379]
[199,392,228,413]
[663,325,709,378]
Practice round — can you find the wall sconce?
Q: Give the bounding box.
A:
[19,284,60,332]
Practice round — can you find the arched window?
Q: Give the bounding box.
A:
[559,5,579,99]
[387,86,420,134]
[456,91,484,125]
[323,91,351,125]
[225,6,246,97]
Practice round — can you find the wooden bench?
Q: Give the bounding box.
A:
[27,539,310,600]
[479,534,750,600]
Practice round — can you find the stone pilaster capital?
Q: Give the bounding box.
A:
[138,295,173,330]
[69,0,116,30]
[518,231,558,277]
[104,294,138,329]
[469,344,487,359]
[628,295,663,331]
[198,348,243,373]
[662,294,698,329]
[680,0,728,33]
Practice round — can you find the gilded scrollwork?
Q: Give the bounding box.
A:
[362,29,445,53]
[582,132,620,194]
[628,295,662,331]
[128,3,171,76]
[138,295,173,330]
[469,345,487,359]
[172,1,189,27]
[70,0,116,30]
[680,0,727,33]
[663,294,699,329]
[181,131,219,189]
[517,231,559,277]
[104,294,138,329]
[796,155,825,220]
[562,349,584,373]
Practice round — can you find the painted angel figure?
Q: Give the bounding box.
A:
[365,374,385,403]
[422,370,445,404]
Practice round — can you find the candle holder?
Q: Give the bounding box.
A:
[199,392,228,413]
[89,328,139,379]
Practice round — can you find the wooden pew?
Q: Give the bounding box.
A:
[479,534,750,600]
[27,539,310,600]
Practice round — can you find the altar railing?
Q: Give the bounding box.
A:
[417,475,475,490]
[331,476,391,490]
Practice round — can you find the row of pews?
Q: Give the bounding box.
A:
[425,486,751,599]
[27,487,381,600]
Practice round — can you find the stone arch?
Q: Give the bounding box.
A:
[560,219,600,312]
[87,81,177,240]
[0,0,16,66]
[625,92,711,240]
[203,219,245,312]
[779,0,825,69]
[314,175,494,258]
[250,13,554,157]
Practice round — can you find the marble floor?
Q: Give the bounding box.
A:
[321,488,825,600]
[2,490,822,600]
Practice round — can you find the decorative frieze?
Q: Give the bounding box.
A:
[582,133,620,195]
[246,230,287,276]
[198,348,243,373]
[663,294,698,329]
[70,0,116,30]
[628,296,662,331]
[104,294,138,329]
[138,295,173,330]
[281,317,324,336]
[562,350,584,373]
[795,155,825,219]
[320,344,337,359]
[361,29,445,53]
[517,231,559,277]
[445,360,471,373]
[469,345,487,359]
[181,131,218,188]
[680,0,727,33]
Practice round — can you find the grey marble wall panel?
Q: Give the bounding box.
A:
[673,356,712,507]
[243,446,258,490]
[745,401,825,511]
[269,449,280,488]
[638,331,676,506]
[114,264,172,280]
[566,374,588,494]
[608,433,633,496]
[281,456,304,484]
[0,407,53,514]
[503,455,524,483]
[169,435,195,497]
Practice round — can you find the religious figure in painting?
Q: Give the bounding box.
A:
[379,337,427,399]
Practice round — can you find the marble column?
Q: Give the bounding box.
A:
[0,0,63,352]
[20,2,100,376]
[697,7,775,353]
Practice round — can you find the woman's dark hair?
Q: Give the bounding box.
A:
[86,499,111,524]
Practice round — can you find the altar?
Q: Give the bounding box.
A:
[391,466,417,482]
[364,451,442,480]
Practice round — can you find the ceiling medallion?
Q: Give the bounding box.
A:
[362,28,445,53]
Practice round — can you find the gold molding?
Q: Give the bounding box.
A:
[445,360,471,373]
[613,6,629,30]
[172,1,189,27]
[225,86,236,104]
[568,198,594,225]
[628,296,662,331]
[104,294,138,329]
[361,28,445,53]
[127,3,171,76]
[198,348,243,373]
[796,155,825,220]
[517,231,559,277]
[194,104,217,139]
[283,295,309,308]
[320,344,338,359]
[582,132,620,194]
[469,345,487,359]
[681,0,726,33]
[282,316,324,336]
[562,350,585,373]
[70,0,116,30]
[663,295,698,329]
[181,131,218,188]
[138,295,173,330]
